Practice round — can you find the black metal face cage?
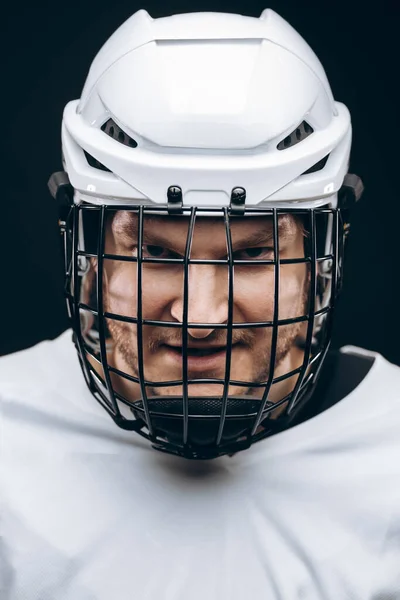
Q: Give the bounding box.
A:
[49,173,363,460]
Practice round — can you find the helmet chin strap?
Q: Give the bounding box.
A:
[129,396,276,459]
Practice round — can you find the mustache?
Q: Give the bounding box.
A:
[148,328,255,352]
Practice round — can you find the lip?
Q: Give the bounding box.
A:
[162,344,238,372]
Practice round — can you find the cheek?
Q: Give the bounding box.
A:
[107,265,183,318]
[233,269,276,320]
[233,266,307,321]
[106,265,137,316]
[142,268,181,318]
[278,265,308,318]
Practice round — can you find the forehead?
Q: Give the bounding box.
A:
[110,211,302,239]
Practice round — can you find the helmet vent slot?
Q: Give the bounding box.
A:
[83,151,112,172]
[101,118,138,148]
[301,154,329,175]
[277,121,314,150]
[83,118,138,171]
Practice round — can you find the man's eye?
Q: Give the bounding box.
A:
[142,245,181,259]
[144,245,168,258]
[233,247,274,260]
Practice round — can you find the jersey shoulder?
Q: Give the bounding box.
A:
[0,329,77,396]
[338,344,400,412]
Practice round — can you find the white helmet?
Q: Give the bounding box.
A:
[49,8,363,460]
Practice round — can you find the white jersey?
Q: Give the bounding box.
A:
[1,330,400,600]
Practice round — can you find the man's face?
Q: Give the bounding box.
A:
[100,211,309,402]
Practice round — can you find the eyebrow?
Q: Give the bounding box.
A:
[112,213,293,251]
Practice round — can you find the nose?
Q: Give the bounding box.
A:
[170,264,229,339]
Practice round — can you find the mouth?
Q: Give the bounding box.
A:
[162,344,239,371]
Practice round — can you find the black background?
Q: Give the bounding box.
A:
[2,0,399,364]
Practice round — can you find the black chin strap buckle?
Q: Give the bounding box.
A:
[338,173,364,241]
[47,171,74,233]
[338,173,364,209]
[230,187,246,215]
[167,185,183,215]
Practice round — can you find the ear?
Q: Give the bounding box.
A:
[88,257,109,294]
[90,257,98,274]
[80,258,97,307]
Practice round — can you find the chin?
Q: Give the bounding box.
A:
[150,382,254,399]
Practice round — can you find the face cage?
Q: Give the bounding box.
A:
[57,197,350,461]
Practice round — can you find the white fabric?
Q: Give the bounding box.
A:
[1,330,400,600]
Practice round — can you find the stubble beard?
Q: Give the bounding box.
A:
[106,315,305,400]
[105,268,309,399]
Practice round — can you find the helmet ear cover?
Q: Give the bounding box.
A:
[48,171,74,232]
[336,173,364,294]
